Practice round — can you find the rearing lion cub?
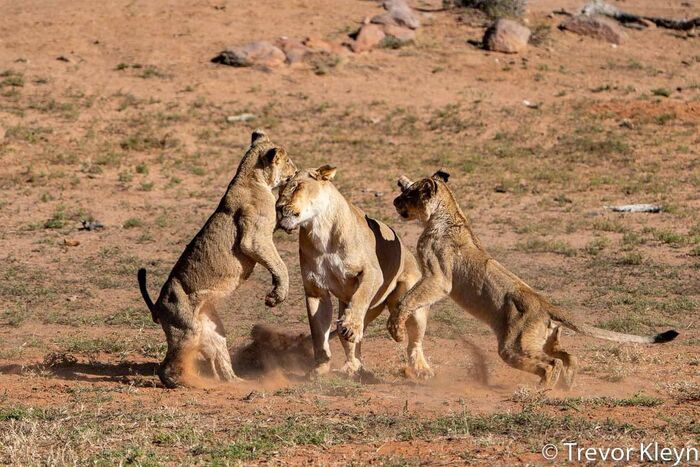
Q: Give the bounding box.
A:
[138,130,296,388]
[388,170,678,388]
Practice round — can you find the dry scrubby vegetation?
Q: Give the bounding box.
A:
[0,0,699,463]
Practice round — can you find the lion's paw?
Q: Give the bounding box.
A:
[265,287,287,307]
[337,314,363,343]
[404,364,435,381]
[387,314,407,343]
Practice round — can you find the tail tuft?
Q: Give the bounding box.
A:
[653,329,679,343]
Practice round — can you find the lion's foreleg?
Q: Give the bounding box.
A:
[337,269,380,344]
[239,221,289,307]
[388,275,449,343]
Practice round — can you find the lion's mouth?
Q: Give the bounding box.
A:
[277,215,299,233]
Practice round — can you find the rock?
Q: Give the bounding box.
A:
[382,24,416,44]
[351,24,386,53]
[80,220,104,231]
[370,12,397,27]
[303,35,334,52]
[483,19,531,54]
[227,113,256,123]
[276,37,310,65]
[382,0,420,29]
[212,41,286,68]
[559,15,626,45]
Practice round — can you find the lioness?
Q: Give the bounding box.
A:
[388,170,678,388]
[275,165,433,378]
[138,130,297,388]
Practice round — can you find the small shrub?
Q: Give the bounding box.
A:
[123,218,143,229]
[450,0,526,18]
[651,87,671,97]
[135,162,149,174]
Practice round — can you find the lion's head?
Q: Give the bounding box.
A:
[275,165,337,233]
[251,129,297,188]
[393,170,450,223]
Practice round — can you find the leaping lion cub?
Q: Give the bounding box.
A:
[388,170,678,389]
[138,130,297,388]
[276,165,433,378]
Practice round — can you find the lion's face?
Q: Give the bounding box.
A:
[276,165,336,233]
[260,146,297,188]
[393,170,450,223]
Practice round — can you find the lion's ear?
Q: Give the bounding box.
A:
[261,147,284,165]
[419,178,438,199]
[397,175,413,191]
[251,128,270,145]
[313,165,337,181]
[432,170,450,183]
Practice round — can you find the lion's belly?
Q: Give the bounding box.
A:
[306,253,357,303]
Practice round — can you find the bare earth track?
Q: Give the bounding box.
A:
[0,0,698,464]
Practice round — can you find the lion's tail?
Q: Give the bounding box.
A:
[137,268,159,323]
[547,305,678,344]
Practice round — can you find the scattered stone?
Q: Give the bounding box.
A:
[559,15,626,45]
[351,24,386,53]
[382,0,420,30]
[56,55,70,62]
[227,113,256,123]
[212,41,286,68]
[522,100,539,109]
[242,390,262,401]
[80,220,104,231]
[606,204,662,213]
[483,19,531,54]
[63,238,80,247]
[619,118,635,129]
[276,37,310,66]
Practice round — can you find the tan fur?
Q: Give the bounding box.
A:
[276,166,433,378]
[389,171,678,389]
[138,130,297,388]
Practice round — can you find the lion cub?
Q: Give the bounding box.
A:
[138,130,297,388]
[388,170,678,389]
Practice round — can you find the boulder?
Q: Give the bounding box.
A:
[382,24,416,44]
[559,15,626,45]
[303,35,334,52]
[303,36,350,58]
[483,19,531,54]
[212,41,286,67]
[276,37,310,66]
[382,0,420,30]
[351,24,386,53]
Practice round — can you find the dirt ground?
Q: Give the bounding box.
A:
[1,0,699,464]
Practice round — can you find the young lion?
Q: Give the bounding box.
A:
[388,170,678,388]
[275,165,433,379]
[138,130,297,388]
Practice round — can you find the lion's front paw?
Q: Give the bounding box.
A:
[337,314,363,343]
[265,287,287,307]
[404,363,435,380]
[387,313,407,343]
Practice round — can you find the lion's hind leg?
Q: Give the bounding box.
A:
[544,325,577,390]
[199,304,239,382]
[499,297,563,388]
